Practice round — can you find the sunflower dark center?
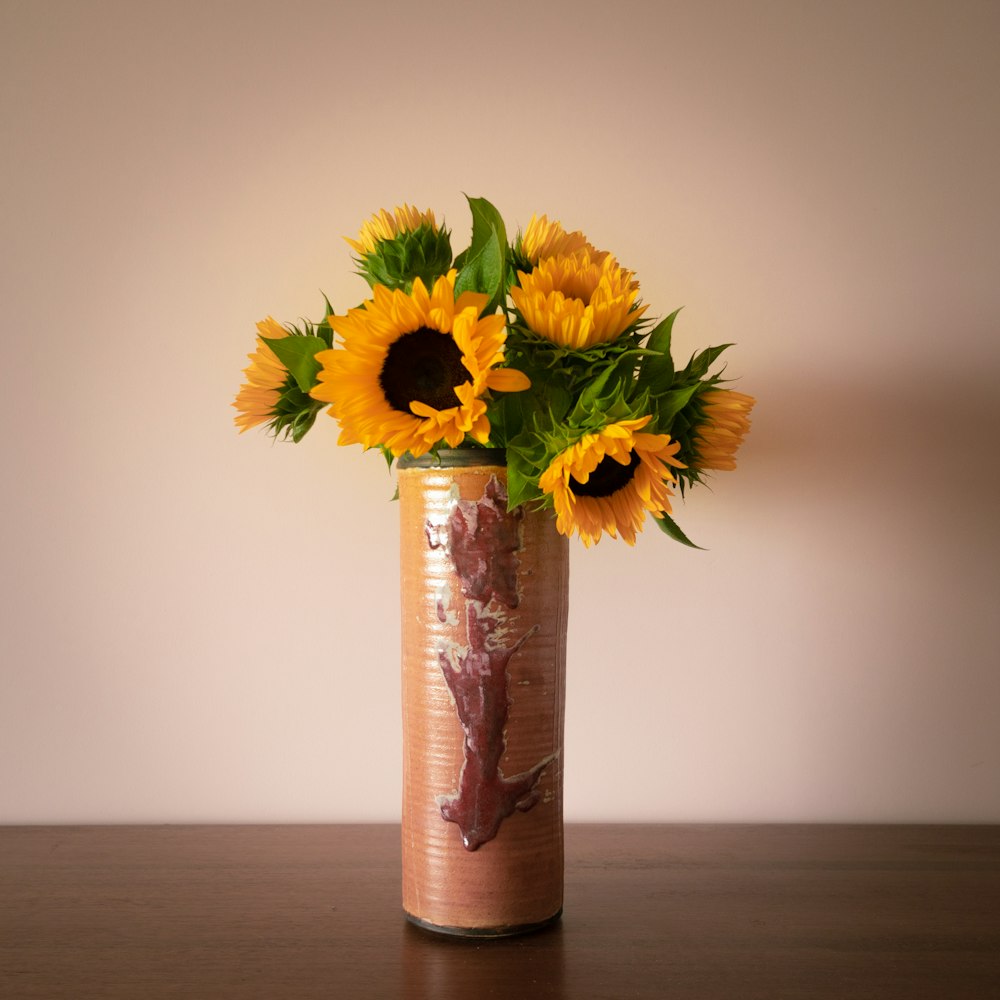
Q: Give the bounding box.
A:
[379,327,467,413]
[570,450,641,498]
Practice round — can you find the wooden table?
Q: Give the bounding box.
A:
[2,824,998,999]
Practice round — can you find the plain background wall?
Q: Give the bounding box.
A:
[2,0,998,824]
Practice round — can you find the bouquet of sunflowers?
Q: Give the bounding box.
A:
[234,197,754,547]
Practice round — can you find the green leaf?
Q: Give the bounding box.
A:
[262,335,328,393]
[289,406,319,443]
[456,229,503,306]
[684,343,732,381]
[490,389,529,446]
[569,363,622,422]
[544,384,572,426]
[506,448,543,509]
[646,309,680,355]
[653,383,699,429]
[455,196,508,315]
[654,511,705,549]
[639,309,680,394]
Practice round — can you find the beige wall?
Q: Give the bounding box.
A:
[2,0,998,823]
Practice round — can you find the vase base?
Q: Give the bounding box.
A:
[404,908,562,939]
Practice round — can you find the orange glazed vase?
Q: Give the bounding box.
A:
[397,450,569,937]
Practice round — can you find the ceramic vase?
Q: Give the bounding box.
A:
[397,449,569,936]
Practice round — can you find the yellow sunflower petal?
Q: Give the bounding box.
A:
[519,214,609,266]
[512,251,645,349]
[232,316,290,432]
[484,368,531,392]
[691,389,755,472]
[345,204,438,256]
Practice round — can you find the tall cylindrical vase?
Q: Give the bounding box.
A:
[397,450,569,936]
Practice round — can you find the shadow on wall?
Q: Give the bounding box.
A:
[706,357,1000,681]
[743,362,1000,522]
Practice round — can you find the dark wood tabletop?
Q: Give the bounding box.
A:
[1,824,998,999]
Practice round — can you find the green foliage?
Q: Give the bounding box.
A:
[355,222,453,292]
[263,334,328,394]
[455,195,509,316]
[653,342,737,493]
[504,324,647,403]
[509,231,533,278]
[637,309,679,395]
[666,388,713,496]
[681,343,732,382]
[269,379,325,443]
[654,511,704,549]
[487,387,530,448]
[258,310,336,443]
[506,444,546,509]
[651,383,700,430]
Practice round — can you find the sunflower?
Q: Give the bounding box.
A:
[233,317,290,432]
[310,271,530,458]
[344,204,438,256]
[690,389,755,471]
[539,417,686,546]
[518,214,607,266]
[510,251,646,350]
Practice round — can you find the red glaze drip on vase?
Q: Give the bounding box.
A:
[437,606,553,851]
[429,476,556,852]
[428,476,523,608]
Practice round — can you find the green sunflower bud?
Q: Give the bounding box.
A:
[355,222,453,292]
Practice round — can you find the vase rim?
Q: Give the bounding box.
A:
[397,448,507,470]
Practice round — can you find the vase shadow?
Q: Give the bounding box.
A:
[400,916,567,1000]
